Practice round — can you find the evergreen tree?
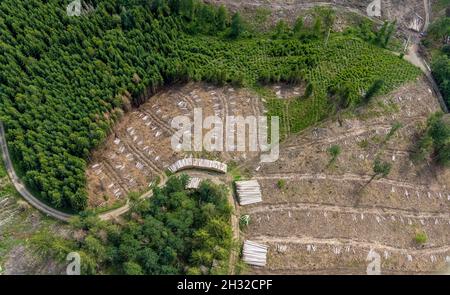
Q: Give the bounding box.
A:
[230,12,244,39]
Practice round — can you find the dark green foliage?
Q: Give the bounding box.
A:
[293,17,304,36]
[429,16,450,44]
[432,55,450,106]
[327,145,341,167]
[328,84,351,111]
[362,80,384,104]
[414,113,450,166]
[346,20,396,48]
[373,158,392,178]
[230,12,244,39]
[67,176,233,274]
[426,14,450,107]
[419,113,450,166]
[277,179,286,190]
[273,20,291,39]
[303,83,313,99]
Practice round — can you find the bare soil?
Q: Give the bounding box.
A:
[241,77,450,274]
[86,82,265,208]
[206,0,427,30]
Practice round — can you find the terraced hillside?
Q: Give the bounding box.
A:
[241,77,450,274]
[208,0,427,28]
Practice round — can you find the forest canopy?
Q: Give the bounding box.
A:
[0,0,420,211]
[31,176,234,275]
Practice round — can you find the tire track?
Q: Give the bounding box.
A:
[141,110,176,135]
[0,122,73,222]
[283,116,426,150]
[121,138,163,175]
[255,172,434,191]
[245,202,450,222]
[252,235,450,256]
[101,161,129,193]
[181,92,196,110]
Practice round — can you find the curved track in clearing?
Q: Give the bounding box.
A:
[0,122,72,222]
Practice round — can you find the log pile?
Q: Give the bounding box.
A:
[242,240,268,267]
[168,158,227,174]
[235,180,262,205]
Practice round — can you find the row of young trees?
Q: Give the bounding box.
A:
[344,18,397,49]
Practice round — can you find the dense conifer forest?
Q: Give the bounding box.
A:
[0,0,420,211]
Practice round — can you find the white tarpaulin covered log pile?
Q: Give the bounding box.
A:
[186,177,202,189]
[236,180,262,205]
[243,240,268,267]
[168,158,227,174]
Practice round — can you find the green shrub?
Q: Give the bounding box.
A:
[414,232,428,245]
[277,179,286,190]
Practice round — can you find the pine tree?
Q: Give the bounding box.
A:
[230,12,244,39]
[216,5,228,31]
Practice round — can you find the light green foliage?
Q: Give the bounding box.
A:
[414,112,450,166]
[414,231,428,245]
[384,122,403,143]
[277,179,286,190]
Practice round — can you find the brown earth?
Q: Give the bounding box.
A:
[206,0,427,31]
[86,83,265,208]
[241,76,450,274]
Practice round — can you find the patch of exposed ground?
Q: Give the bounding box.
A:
[86,82,265,209]
[0,161,66,275]
[206,0,426,31]
[241,76,450,274]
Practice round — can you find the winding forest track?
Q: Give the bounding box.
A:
[404,0,449,112]
[0,121,169,222]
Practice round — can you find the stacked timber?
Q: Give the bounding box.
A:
[235,180,262,205]
[186,177,202,189]
[168,158,227,174]
[243,240,268,267]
